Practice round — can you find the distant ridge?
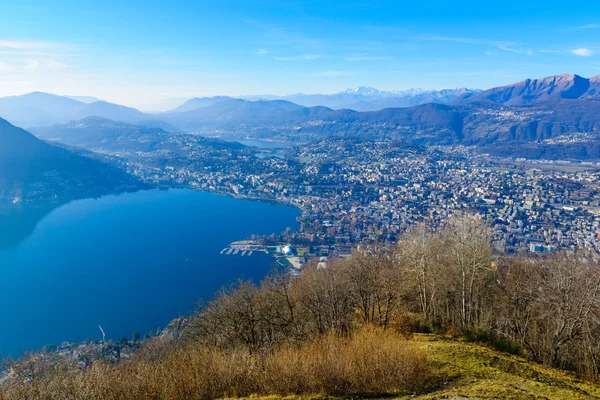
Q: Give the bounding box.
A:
[459,73,600,106]
[240,86,480,111]
[4,73,600,159]
[160,98,309,131]
[30,116,246,153]
[0,92,85,127]
[66,95,103,104]
[0,92,178,131]
[148,74,600,161]
[160,87,479,114]
[170,96,234,113]
[0,117,136,202]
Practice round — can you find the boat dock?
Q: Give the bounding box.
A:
[219,240,269,257]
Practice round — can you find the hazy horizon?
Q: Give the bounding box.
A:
[1,0,600,109]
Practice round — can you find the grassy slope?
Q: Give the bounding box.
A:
[251,334,600,400]
[412,334,600,399]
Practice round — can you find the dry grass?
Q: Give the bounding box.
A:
[408,335,600,400]
[239,335,600,400]
[260,328,431,395]
[0,328,433,400]
[3,332,600,400]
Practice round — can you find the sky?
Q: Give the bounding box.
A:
[0,0,599,110]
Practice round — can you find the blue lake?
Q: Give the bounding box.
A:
[255,152,285,159]
[0,189,300,357]
[236,139,291,149]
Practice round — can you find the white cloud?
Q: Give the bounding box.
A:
[309,70,355,77]
[413,35,533,55]
[362,25,405,32]
[0,40,71,72]
[344,55,391,62]
[274,54,325,61]
[0,40,55,49]
[0,50,75,57]
[411,34,483,44]
[564,24,600,31]
[24,59,39,69]
[45,59,67,69]
[255,49,269,55]
[24,58,67,70]
[498,45,533,55]
[244,19,321,47]
[572,48,594,57]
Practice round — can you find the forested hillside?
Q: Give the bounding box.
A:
[2,215,600,399]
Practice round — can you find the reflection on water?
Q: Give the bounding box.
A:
[0,189,300,357]
[235,139,291,149]
[0,203,63,251]
[255,152,285,159]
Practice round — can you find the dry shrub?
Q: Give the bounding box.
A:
[0,328,433,399]
[261,327,433,395]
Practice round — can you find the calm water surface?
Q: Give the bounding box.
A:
[236,139,291,149]
[255,152,285,159]
[0,189,299,357]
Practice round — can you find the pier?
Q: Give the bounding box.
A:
[219,240,269,257]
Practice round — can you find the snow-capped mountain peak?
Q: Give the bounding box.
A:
[343,86,382,96]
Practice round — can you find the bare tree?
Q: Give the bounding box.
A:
[442,214,495,331]
[396,228,441,321]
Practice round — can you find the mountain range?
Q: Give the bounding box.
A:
[158,74,600,159]
[30,116,246,153]
[0,92,177,131]
[169,87,479,113]
[4,73,600,162]
[0,86,477,130]
[459,73,600,106]
[242,87,480,111]
[0,117,137,203]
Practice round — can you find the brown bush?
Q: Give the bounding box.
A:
[261,327,432,395]
[0,328,433,399]
[6,214,600,398]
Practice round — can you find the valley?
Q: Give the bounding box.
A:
[4,2,600,397]
[4,74,600,261]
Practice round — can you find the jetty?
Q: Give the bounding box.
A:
[220,240,270,256]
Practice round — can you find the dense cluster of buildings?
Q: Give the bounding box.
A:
[122,137,600,258]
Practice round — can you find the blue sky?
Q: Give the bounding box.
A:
[0,0,599,109]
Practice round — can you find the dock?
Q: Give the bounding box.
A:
[220,241,269,257]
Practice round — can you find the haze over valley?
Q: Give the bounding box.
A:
[4,1,600,398]
[5,73,600,166]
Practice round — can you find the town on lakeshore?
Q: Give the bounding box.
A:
[10,131,600,264]
[117,136,600,262]
[6,0,600,396]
